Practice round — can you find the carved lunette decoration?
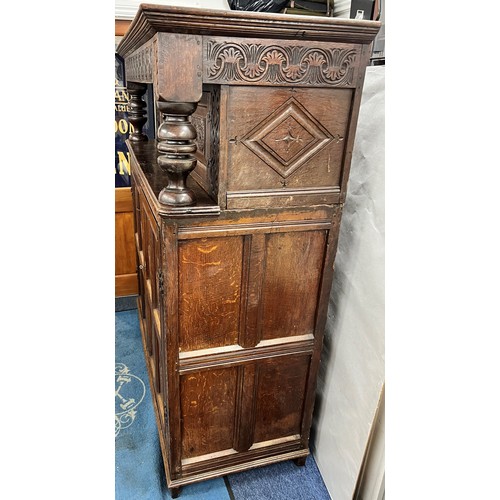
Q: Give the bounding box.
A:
[204,38,359,87]
[125,43,153,83]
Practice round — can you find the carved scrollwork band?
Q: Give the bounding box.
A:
[205,38,359,87]
[125,44,153,83]
[191,114,206,156]
[207,86,221,200]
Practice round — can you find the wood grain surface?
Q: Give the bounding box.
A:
[123,5,380,494]
[115,188,138,296]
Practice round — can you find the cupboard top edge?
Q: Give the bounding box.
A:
[116,4,381,57]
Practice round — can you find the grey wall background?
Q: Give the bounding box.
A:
[312,65,385,500]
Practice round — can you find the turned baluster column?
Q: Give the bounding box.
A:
[127,82,148,142]
[157,101,198,207]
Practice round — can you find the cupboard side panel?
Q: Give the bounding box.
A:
[253,355,311,444]
[261,230,327,340]
[180,367,238,459]
[178,236,244,352]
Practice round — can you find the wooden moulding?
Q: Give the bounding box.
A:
[161,221,182,478]
[116,4,381,57]
[178,334,315,374]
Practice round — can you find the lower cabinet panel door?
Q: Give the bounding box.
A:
[180,367,238,460]
[178,354,311,466]
[253,354,311,444]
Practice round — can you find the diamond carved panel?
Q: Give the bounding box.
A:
[242,97,334,178]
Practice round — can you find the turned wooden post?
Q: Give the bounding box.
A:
[157,101,198,207]
[128,82,148,142]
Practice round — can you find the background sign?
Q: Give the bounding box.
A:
[115,54,155,188]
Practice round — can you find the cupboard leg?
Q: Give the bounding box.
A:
[294,456,307,467]
[170,486,181,498]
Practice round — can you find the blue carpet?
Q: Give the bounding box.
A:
[115,309,330,499]
[115,309,229,499]
[226,456,331,500]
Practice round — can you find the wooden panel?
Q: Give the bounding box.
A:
[253,355,310,443]
[178,236,244,352]
[180,367,238,459]
[115,273,138,296]
[115,186,138,297]
[224,86,353,208]
[261,231,326,340]
[116,211,136,275]
[115,187,134,212]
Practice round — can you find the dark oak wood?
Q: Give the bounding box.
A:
[118,4,380,495]
[116,4,381,57]
[204,37,361,88]
[157,101,198,207]
[224,86,352,209]
[127,82,148,142]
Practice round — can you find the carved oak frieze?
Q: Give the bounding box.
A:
[204,38,359,87]
[125,43,153,83]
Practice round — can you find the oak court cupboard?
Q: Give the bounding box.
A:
[116,4,380,497]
